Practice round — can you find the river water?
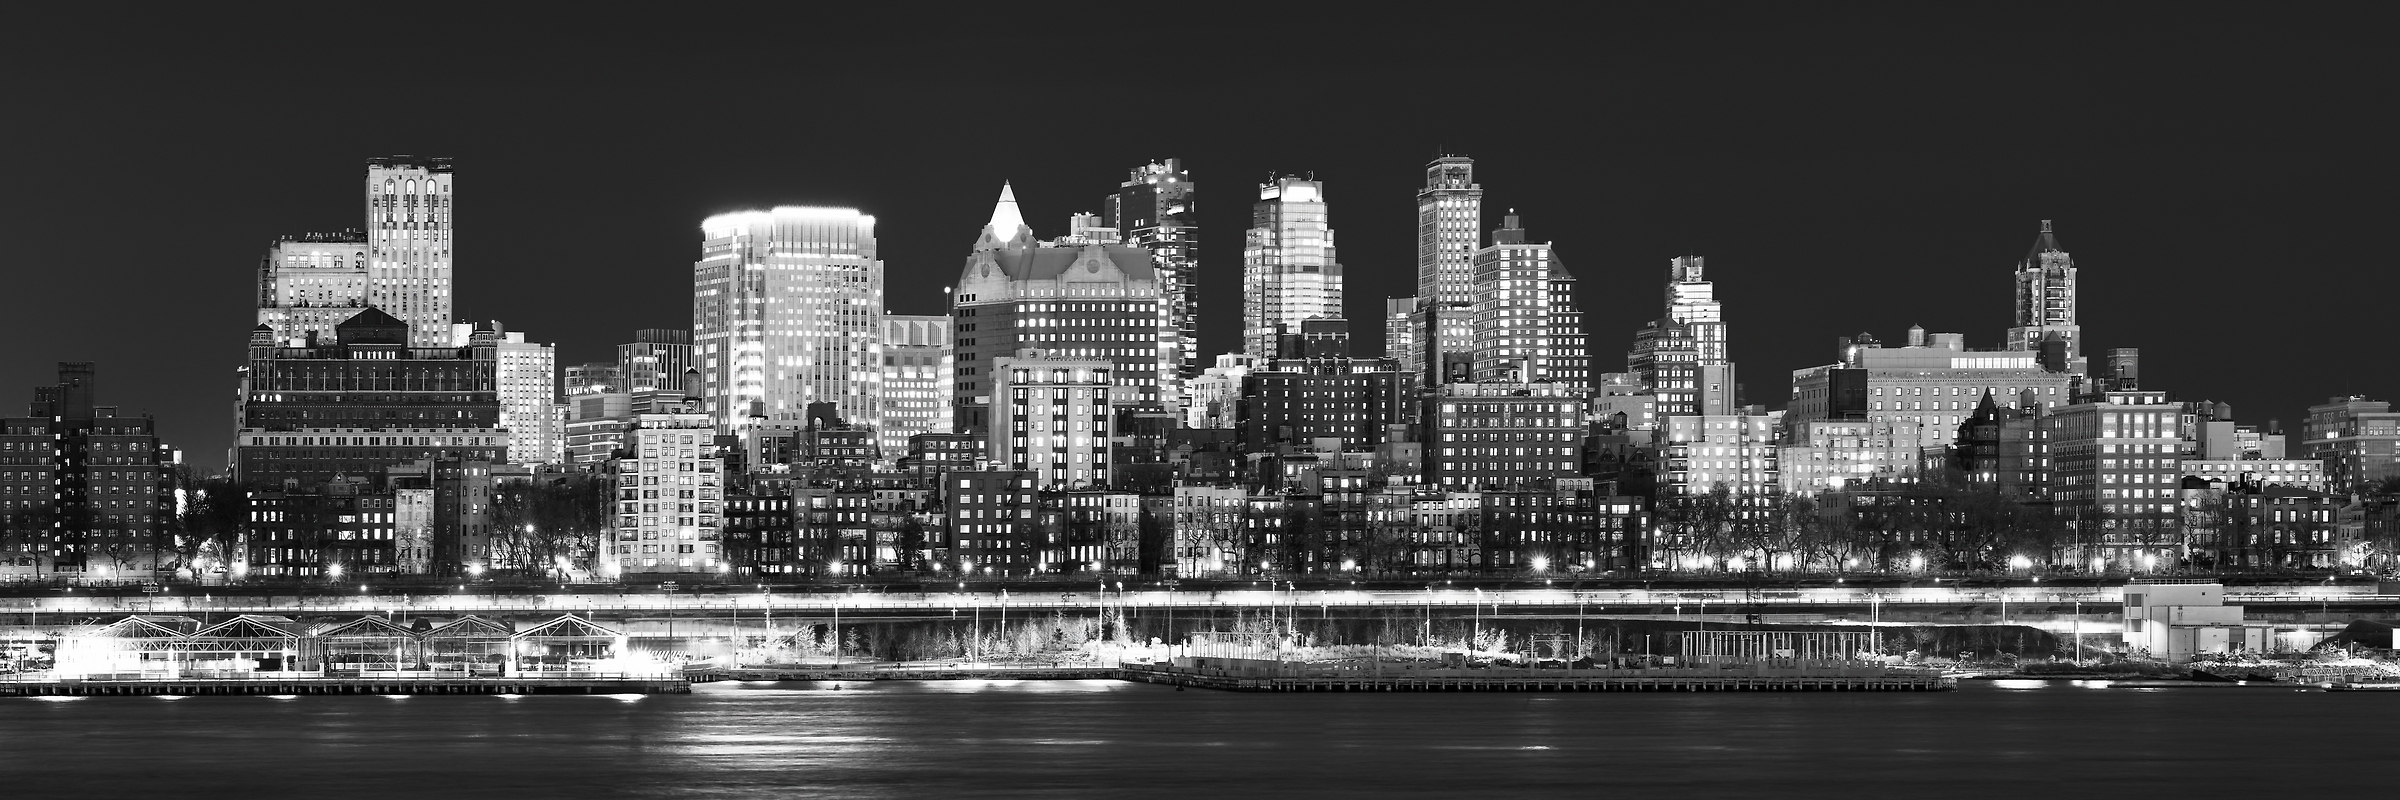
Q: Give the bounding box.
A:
[1,680,2387,798]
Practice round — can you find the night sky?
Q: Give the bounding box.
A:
[5,7,2392,472]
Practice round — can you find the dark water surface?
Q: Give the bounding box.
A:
[2,680,2388,798]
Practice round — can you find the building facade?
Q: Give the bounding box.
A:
[2044,390,2184,565]
[255,230,369,347]
[364,156,455,347]
[1414,156,1481,383]
[1424,383,1588,491]
[693,206,884,434]
[2004,220,2084,374]
[1241,177,1343,360]
[988,352,1117,489]
[2302,396,2400,491]
[1468,212,1584,387]
[0,364,178,579]
[1106,159,1199,403]
[235,311,505,489]
[604,413,724,575]
[878,315,953,457]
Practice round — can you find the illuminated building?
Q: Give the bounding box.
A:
[364,156,455,347]
[878,315,952,457]
[1629,256,1733,416]
[254,230,368,346]
[1185,353,1255,430]
[693,206,884,435]
[2004,220,2085,374]
[989,351,1116,489]
[617,329,692,393]
[1780,418,1928,497]
[1106,159,1199,408]
[1383,296,1416,366]
[2302,396,2400,491]
[1241,176,1343,360]
[2044,390,2183,565]
[1413,156,1480,384]
[234,310,505,489]
[1424,382,1588,491]
[604,412,724,575]
[0,363,178,579]
[453,323,558,467]
[950,183,1171,435]
[1785,328,2072,447]
[1468,212,1585,386]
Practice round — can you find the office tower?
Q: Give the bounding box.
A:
[618,329,693,393]
[1468,212,1585,386]
[951,184,1174,435]
[879,315,953,457]
[1784,330,2071,446]
[234,310,505,489]
[364,156,456,346]
[602,411,723,575]
[255,230,369,346]
[0,363,177,579]
[2303,396,2400,491]
[693,207,885,435]
[1241,177,1344,360]
[1384,296,1417,365]
[1423,382,1588,491]
[988,351,1117,489]
[1414,156,1481,384]
[2005,220,2084,374]
[1107,160,1199,401]
[1629,256,1734,416]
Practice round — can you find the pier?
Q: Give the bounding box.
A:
[1116,663,1953,693]
[0,676,690,697]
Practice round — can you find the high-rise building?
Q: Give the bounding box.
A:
[2302,396,2400,491]
[1383,296,1417,366]
[1629,256,1734,416]
[879,315,953,457]
[989,351,1117,489]
[364,156,455,347]
[0,363,179,579]
[603,412,724,575]
[1106,160,1199,403]
[1468,212,1586,386]
[618,329,693,393]
[234,310,505,489]
[693,207,885,435]
[480,325,557,467]
[255,230,368,346]
[1241,177,1343,360]
[2005,220,2085,374]
[2045,390,2182,565]
[1414,156,1481,384]
[951,184,1172,435]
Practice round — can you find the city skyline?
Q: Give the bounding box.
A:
[5,9,2394,470]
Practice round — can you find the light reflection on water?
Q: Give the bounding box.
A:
[0,681,2389,798]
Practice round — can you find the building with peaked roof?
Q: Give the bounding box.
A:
[951,183,1175,436]
[2004,220,2085,374]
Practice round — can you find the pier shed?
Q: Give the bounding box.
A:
[183,616,303,676]
[511,615,625,676]
[422,616,512,677]
[312,616,419,674]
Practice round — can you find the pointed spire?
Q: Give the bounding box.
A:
[2027,219,2063,259]
[984,181,1029,245]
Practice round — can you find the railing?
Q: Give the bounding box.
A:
[0,586,2387,617]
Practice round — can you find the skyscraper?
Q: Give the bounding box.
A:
[1468,212,1585,386]
[1241,177,1343,360]
[951,184,1171,435]
[879,315,953,457]
[693,207,885,435]
[255,230,368,347]
[1629,256,1734,416]
[364,156,455,347]
[2005,220,2084,374]
[1414,156,1480,384]
[1106,160,1198,402]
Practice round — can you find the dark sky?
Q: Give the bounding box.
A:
[5,7,2393,473]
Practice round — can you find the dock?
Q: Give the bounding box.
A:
[0,676,690,697]
[1118,665,1954,693]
